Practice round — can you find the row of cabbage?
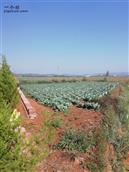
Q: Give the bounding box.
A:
[21,81,118,111]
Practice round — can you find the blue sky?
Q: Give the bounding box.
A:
[0,0,128,74]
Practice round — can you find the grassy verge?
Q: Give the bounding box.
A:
[85,85,129,171]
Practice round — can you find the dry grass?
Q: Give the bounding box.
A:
[18,76,129,84]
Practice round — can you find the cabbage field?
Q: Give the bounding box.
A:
[21,82,118,111]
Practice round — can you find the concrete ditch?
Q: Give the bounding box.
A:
[18,87,37,119]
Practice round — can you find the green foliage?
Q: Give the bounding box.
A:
[113,89,129,162]
[0,57,18,110]
[57,130,92,153]
[84,127,107,172]
[0,104,29,172]
[44,114,63,128]
[0,99,46,172]
[94,128,107,171]
[101,106,119,142]
[84,162,100,172]
[98,85,129,171]
[64,109,70,116]
[112,160,125,172]
[83,86,129,171]
[113,132,129,159]
[0,58,36,171]
[116,90,129,128]
[40,111,56,144]
[49,118,63,128]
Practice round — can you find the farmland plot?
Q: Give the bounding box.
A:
[21,82,118,111]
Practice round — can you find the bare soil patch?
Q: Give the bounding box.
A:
[18,96,101,134]
[61,106,101,131]
[36,150,87,172]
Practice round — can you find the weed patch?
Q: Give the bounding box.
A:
[56,130,94,153]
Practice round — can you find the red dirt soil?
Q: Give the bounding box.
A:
[17,97,101,134]
[65,106,101,130]
[17,98,53,133]
[36,150,87,172]
[17,96,101,172]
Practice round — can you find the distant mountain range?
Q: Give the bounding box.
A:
[15,72,129,77]
[90,72,129,77]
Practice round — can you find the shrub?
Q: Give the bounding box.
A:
[0,57,18,110]
[0,104,25,171]
[0,58,34,171]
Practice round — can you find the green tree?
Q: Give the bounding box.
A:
[0,56,18,110]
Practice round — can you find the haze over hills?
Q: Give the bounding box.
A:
[15,72,129,77]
